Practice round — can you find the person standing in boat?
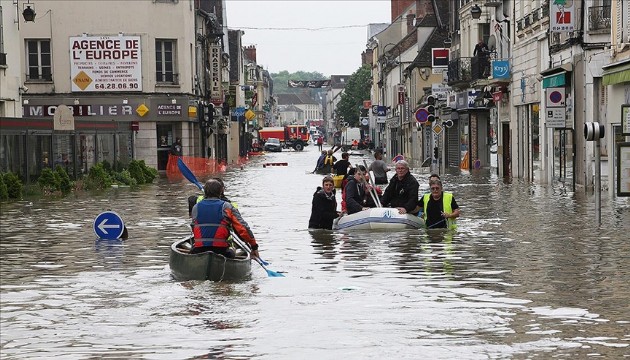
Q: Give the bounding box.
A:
[308,176,340,230]
[418,178,460,229]
[333,152,351,177]
[344,165,380,215]
[368,150,389,185]
[380,160,419,215]
[190,179,259,259]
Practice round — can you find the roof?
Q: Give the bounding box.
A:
[276,93,319,105]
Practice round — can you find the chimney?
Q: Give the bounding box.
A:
[244,45,257,63]
[406,10,415,33]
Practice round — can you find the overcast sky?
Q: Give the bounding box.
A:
[225,1,391,77]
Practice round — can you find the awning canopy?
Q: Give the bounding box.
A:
[602,60,630,86]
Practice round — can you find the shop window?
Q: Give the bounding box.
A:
[25,39,52,81]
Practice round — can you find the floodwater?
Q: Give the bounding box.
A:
[1,145,629,359]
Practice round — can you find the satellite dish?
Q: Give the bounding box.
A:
[488,35,497,52]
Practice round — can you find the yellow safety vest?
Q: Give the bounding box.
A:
[324,155,334,165]
[422,192,457,229]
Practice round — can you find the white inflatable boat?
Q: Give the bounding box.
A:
[332,207,425,231]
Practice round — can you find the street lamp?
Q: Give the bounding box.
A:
[23,5,36,22]
[471,4,482,19]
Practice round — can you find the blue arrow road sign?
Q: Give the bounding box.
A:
[93,211,125,240]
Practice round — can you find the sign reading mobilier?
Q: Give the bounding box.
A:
[70,35,142,92]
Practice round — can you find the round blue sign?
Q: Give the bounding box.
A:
[415,108,429,123]
[93,211,125,240]
[549,91,563,104]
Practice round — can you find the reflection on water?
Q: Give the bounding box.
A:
[1,146,629,359]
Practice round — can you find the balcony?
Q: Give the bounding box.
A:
[588,5,611,32]
[448,57,490,86]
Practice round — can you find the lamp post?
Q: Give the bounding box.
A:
[22,3,36,22]
[471,4,482,19]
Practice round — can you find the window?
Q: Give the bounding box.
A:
[155,39,178,84]
[26,39,52,81]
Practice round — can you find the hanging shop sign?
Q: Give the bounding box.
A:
[209,43,223,105]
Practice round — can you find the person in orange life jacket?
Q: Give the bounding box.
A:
[344,165,381,215]
[380,160,419,215]
[418,179,460,229]
[333,152,351,176]
[187,177,231,217]
[308,176,340,229]
[190,179,259,258]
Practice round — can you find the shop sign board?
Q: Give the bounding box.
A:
[70,35,142,92]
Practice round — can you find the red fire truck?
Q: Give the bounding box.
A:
[258,125,310,151]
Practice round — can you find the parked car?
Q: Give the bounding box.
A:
[264,138,282,152]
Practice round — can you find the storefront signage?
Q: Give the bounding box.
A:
[70,35,142,92]
[157,104,182,116]
[492,60,510,79]
[542,72,566,88]
[622,105,630,136]
[24,104,134,117]
[550,0,575,32]
[209,43,223,105]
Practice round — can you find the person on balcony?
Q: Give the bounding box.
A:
[473,39,490,78]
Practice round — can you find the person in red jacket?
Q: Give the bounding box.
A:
[190,179,260,259]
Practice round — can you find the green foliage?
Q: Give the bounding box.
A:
[112,169,138,187]
[139,160,158,183]
[272,70,327,96]
[128,160,146,184]
[102,160,113,174]
[0,172,8,200]
[55,165,73,194]
[37,166,73,194]
[336,65,372,127]
[38,168,60,193]
[3,172,23,199]
[84,162,113,190]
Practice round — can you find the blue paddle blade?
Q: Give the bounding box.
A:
[255,258,285,277]
[177,158,203,190]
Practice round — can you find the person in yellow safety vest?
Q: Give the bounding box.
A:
[418,179,460,229]
[320,150,336,174]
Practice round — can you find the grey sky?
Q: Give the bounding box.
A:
[225,1,391,77]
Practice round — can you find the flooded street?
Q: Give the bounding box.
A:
[1,145,629,359]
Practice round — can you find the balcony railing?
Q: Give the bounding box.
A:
[588,5,611,32]
[448,56,490,85]
[156,72,179,85]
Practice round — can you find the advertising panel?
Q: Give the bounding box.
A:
[70,35,142,92]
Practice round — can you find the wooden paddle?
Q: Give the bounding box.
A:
[230,231,285,277]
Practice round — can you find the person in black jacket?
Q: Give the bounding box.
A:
[308,176,340,229]
[380,160,419,215]
[344,165,380,214]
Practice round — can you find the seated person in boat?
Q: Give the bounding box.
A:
[187,178,232,217]
[318,150,337,174]
[313,150,327,173]
[418,178,460,229]
[344,165,381,215]
[368,150,389,185]
[190,179,259,259]
[380,160,419,215]
[308,176,340,230]
[333,152,351,176]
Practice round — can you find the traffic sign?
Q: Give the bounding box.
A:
[546,87,565,108]
[93,211,125,240]
[415,108,429,123]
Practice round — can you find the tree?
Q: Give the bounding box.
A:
[335,65,371,127]
[271,70,326,96]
